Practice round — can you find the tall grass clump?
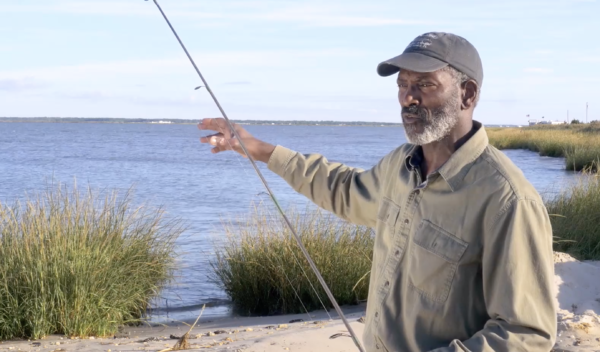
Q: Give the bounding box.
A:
[546,167,600,260]
[0,183,182,340]
[210,206,374,316]
[487,125,600,172]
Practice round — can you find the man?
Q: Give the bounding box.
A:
[199,32,557,352]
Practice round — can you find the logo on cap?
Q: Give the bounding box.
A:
[406,33,439,50]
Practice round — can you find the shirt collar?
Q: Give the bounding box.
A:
[404,120,489,191]
[405,145,424,171]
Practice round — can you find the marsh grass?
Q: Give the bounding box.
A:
[210,206,373,316]
[487,125,600,171]
[546,169,600,260]
[0,183,182,340]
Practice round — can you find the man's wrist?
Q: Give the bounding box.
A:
[255,142,276,163]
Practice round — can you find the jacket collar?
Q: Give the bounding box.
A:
[404,120,489,191]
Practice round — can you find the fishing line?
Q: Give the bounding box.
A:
[216,151,320,323]
[206,122,333,321]
[145,1,365,351]
[220,152,333,322]
[190,80,331,322]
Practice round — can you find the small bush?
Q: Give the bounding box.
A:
[547,169,600,260]
[210,206,373,316]
[0,183,182,340]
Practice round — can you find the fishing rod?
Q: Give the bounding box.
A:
[145,1,366,351]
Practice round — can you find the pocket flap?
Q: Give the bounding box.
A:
[377,198,400,228]
[414,220,468,263]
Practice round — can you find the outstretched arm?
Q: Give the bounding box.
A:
[198,118,387,227]
[267,145,387,227]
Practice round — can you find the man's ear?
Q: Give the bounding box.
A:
[462,80,478,110]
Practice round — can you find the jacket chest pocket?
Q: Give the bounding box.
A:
[408,220,468,303]
[377,198,400,230]
[374,198,401,276]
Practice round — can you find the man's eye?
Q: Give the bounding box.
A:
[419,83,433,87]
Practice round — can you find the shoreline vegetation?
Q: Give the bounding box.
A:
[210,206,373,316]
[547,172,600,260]
[488,124,600,172]
[0,184,182,340]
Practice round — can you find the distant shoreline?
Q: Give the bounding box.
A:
[0,117,403,127]
[0,117,523,128]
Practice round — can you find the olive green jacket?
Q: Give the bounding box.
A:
[267,121,557,352]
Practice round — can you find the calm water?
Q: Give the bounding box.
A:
[0,122,582,322]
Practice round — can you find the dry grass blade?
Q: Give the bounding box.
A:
[158,304,205,352]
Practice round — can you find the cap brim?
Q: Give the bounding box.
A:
[377,52,448,77]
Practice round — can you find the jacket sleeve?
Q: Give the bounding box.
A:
[429,198,557,352]
[267,145,388,228]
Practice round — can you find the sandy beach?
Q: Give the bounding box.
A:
[0,251,599,352]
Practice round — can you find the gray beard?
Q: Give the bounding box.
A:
[403,89,462,146]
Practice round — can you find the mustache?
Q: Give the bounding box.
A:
[401,105,428,119]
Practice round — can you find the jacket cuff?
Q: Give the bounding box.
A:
[267,145,297,176]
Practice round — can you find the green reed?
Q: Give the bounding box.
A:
[210,205,373,316]
[0,183,182,340]
[546,169,600,260]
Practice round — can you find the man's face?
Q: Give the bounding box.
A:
[397,68,462,145]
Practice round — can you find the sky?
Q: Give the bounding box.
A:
[0,0,598,125]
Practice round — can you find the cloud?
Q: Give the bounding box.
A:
[576,55,600,63]
[483,98,521,103]
[224,81,252,85]
[532,50,554,55]
[58,90,197,107]
[0,1,436,28]
[0,78,46,91]
[523,67,554,74]
[234,6,435,27]
[0,48,364,82]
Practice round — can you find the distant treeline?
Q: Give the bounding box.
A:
[0,117,198,124]
[0,117,403,127]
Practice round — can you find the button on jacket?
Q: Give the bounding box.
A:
[267,121,557,352]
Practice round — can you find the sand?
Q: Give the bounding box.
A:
[0,307,367,352]
[0,252,598,352]
[552,252,600,351]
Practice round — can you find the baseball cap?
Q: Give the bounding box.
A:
[376,32,483,86]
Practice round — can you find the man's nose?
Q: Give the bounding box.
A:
[399,85,420,108]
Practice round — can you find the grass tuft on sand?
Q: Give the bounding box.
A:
[210,206,373,316]
[0,183,182,340]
